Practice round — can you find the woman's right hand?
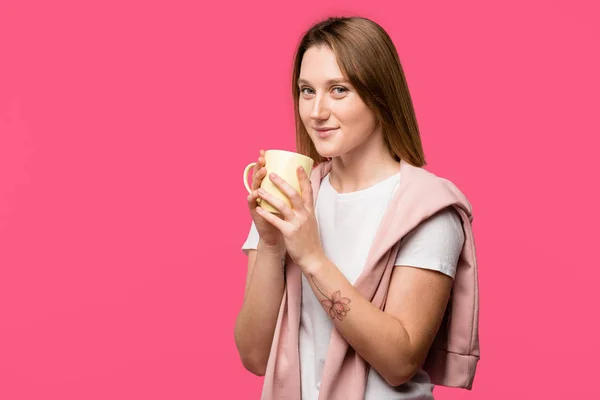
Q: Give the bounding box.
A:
[247,150,284,250]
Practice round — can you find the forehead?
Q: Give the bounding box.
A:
[299,46,345,82]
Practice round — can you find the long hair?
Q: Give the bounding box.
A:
[292,16,426,167]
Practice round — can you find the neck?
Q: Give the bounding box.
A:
[328,130,401,193]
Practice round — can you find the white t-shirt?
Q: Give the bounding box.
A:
[241,171,465,400]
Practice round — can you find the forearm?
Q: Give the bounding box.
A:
[235,241,286,375]
[303,257,417,386]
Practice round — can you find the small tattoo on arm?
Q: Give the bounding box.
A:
[310,274,351,321]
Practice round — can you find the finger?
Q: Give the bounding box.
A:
[269,173,304,212]
[297,167,314,211]
[256,206,287,231]
[251,167,266,191]
[247,190,260,209]
[252,152,262,174]
[258,188,295,220]
[253,150,265,175]
[251,152,267,190]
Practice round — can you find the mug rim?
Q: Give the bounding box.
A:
[265,149,314,163]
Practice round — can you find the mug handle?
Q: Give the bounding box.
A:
[243,162,257,193]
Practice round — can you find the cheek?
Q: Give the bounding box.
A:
[298,101,310,122]
[337,102,376,133]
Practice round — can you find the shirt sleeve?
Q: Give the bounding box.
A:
[394,207,465,279]
[241,220,260,256]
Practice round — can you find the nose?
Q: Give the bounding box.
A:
[310,94,330,121]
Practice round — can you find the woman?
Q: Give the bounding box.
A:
[234,16,478,400]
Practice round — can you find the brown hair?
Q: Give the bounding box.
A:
[292,16,426,167]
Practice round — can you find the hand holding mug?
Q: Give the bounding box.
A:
[243,149,315,213]
[246,150,284,249]
[243,149,317,266]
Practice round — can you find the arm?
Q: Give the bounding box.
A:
[234,241,286,376]
[254,169,461,385]
[303,260,452,386]
[304,208,463,385]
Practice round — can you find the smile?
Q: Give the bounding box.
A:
[314,128,338,139]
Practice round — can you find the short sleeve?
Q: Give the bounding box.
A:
[394,207,465,279]
[241,220,260,256]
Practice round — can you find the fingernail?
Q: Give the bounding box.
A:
[258,188,265,195]
[270,173,277,179]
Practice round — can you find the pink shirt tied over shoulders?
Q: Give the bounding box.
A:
[260,159,480,400]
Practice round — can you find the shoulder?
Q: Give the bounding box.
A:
[401,207,464,245]
[423,207,464,240]
[400,161,473,220]
[402,162,457,194]
[395,207,465,278]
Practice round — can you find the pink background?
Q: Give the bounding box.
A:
[1,0,599,399]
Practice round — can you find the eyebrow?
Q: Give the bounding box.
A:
[297,77,349,86]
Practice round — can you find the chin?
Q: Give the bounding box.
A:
[313,143,342,159]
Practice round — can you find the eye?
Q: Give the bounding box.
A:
[300,87,315,96]
[332,86,348,95]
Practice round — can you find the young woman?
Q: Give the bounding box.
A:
[235,16,474,400]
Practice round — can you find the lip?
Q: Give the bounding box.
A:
[313,127,338,138]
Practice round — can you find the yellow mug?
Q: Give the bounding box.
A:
[243,149,315,213]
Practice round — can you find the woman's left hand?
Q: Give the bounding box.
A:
[256,167,325,271]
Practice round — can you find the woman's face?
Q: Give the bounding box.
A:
[298,45,379,159]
